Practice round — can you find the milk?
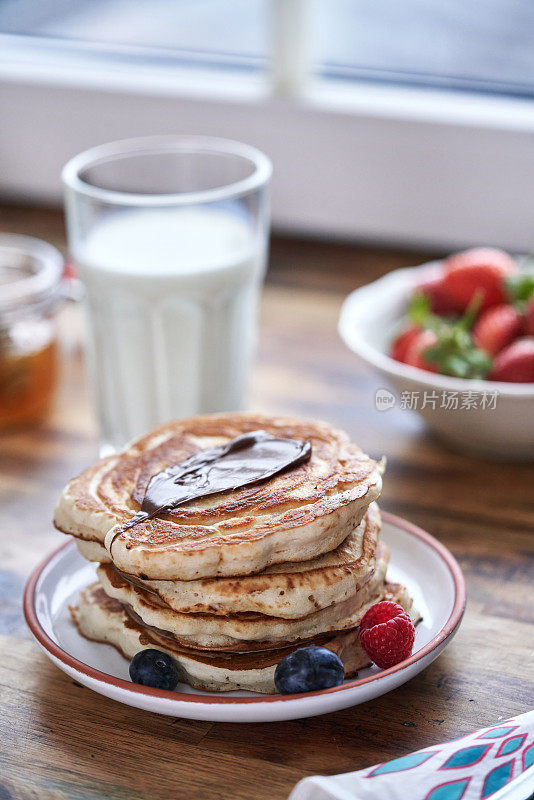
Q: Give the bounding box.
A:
[74,206,265,453]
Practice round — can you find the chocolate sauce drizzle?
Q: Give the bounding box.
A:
[116,430,311,537]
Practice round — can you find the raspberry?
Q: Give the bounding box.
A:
[359,601,415,669]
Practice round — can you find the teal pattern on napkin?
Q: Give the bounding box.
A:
[289,710,534,800]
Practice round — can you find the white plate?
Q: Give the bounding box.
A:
[24,512,465,723]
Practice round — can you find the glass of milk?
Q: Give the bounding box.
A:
[62,136,272,454]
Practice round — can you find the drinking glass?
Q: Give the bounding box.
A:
[62,136,272,454]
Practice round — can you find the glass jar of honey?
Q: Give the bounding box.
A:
[0,234,63,428]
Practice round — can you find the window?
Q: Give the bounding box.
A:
[3,0,533,96]
[1,1,534,250]
[0,0,267,72]
[315,0,534,97]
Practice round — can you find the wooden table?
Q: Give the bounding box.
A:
[1,203,533,800]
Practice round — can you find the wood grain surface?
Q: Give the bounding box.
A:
[1,202,533,800]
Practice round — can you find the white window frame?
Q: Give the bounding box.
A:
[2,0,534,251]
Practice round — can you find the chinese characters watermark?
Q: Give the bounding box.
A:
[375,388,499,411]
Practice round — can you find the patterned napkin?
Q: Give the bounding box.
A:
[289,711,534,800]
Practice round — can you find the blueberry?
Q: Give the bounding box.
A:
[274,645,344,694]
[129,649,179,690]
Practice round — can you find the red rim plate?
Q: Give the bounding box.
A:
[23,511,466,706]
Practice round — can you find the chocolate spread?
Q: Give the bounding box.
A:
[121,430,311,533]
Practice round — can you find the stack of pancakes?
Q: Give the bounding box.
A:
[55,413,417,694]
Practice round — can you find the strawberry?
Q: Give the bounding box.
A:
[406,293,492,378]
[525,298,534,336]
[390,325,420,364]
[489,337,534,382]
[472,304,523,356]
[442,248,517,312]
[403,328,439,372]
[415,275,457,315]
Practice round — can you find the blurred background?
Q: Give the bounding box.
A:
[2,0,534,250]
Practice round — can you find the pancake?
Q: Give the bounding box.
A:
[71,580,418,693]
[54,413,383,581]
[96,543,390,650]
[75,538,110,563]
[110,503,380,619]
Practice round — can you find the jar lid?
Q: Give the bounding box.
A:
[0,234,64,324]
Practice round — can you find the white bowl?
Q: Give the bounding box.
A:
[339,260,534,461]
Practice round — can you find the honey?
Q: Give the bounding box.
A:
[0,234,63,429]
[0,337,57,427]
